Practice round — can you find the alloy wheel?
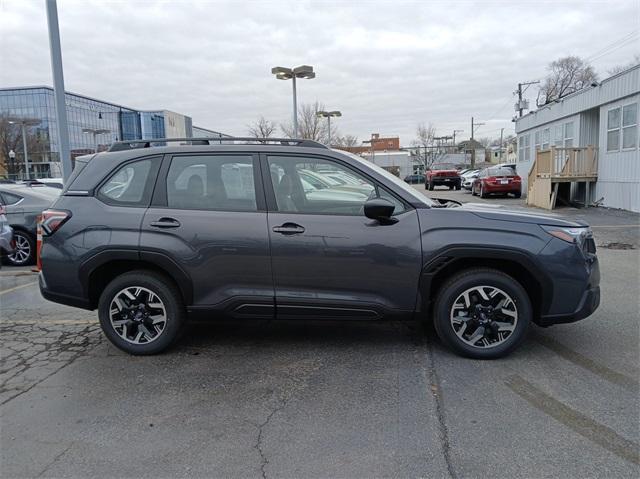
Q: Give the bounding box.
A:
[109,286,168,345]
[8,233,32,265]
[449,285,518,349]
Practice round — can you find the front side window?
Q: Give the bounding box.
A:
[98,157,156,206]
[267,155,405,216]
[622,103,637,149]
[607,107,621,152]
[166,155,256,211]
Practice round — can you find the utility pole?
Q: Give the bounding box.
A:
[452,129,463,147]
[470,117,485,168]
[516,81,540,117]
[499,128,504,162]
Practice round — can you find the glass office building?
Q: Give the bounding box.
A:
[0,86,220,179]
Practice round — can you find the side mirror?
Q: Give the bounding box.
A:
[364,198,397,224]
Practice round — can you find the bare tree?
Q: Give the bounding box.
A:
[476,137,492,148]
[607,54,640,76]
[332,134,359,149]
[247,116,277,139]
[411,122,436,167]
[537,56,598,105]
[280,101,337,143]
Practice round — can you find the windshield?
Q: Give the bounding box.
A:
[335,150,435,207]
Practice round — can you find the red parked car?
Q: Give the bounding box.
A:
[425,163,461,191]
[472,166,521,198]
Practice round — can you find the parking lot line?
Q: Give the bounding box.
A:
[0,281,38,296]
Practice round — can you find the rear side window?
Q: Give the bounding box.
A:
[97,157,159,206]
[0,192,23,205]
[166,155,257,211]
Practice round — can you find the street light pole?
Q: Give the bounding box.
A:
[46,0,72,182]
[8,118,40,179]
[82,128,111,153]
[271,65,316,138]
[316,111,342,146]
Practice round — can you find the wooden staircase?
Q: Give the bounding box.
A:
[526,146,598,210]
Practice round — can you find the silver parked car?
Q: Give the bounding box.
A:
[0,184,59,266]
[0,202,14,264]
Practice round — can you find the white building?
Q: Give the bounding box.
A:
[362,150,417,178]
[515,65,639,212]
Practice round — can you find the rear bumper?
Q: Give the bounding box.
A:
[537,285,600,326]
[39,272,92,310]
[484,183,521,193]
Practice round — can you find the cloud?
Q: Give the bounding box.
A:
[1,0,638,144]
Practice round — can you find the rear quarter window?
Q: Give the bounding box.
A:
[97,156,161,207]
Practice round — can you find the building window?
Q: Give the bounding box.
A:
[554,125,563,147]
[622,103,637,149]
[518,134,530,162]
[542,128,550,150]
[564,122,574,148]
[534,131,541,151]
[607,107,621,152]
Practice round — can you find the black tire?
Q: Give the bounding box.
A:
[449,185,454,190]
[429,182,435,191]
[513,191,521,198]
[455,184,461,191]
[98,270,186,355]
[432,268,531,359]
[6,230,35,266]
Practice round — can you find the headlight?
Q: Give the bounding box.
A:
[541,225,591,244]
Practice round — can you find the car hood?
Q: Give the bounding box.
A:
[458,203,585,227]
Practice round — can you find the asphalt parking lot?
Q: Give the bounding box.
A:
[1,191,639,478]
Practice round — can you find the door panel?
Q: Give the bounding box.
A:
[140,153,273,314]
[268,210,422,317]
[264,154,422,318]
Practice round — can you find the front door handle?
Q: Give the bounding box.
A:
[272,222,305,235]
[150,217,181,228]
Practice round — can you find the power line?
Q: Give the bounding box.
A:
[586,30,639,62]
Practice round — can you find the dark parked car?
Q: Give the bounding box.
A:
[0,184,59,266]
[472,166,522,198]
[425,163,461,191]
[40,137,600,359]
[404,174,425,184]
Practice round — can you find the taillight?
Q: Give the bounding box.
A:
[513,176,522,182]
[486,176,497,183]
[41,209,71,236]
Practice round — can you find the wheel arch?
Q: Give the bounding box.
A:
[419,247,552,324]
[81,250,193,309]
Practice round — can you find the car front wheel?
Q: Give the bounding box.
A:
[6,230,35,266]
[432,268,531,359]
[98,271,186,355]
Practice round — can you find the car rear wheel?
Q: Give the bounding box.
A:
[6,230,35,266]
[480,184,487,198]
[433,269,531,359]
[98,271,186,355]
[513,191,521,198]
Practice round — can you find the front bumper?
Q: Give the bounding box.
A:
[431,177,460,185]
[537,285,600,326]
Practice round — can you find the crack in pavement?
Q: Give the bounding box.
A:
[424,333,457,479]
[254,394,294,479]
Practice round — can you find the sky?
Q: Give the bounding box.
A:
[1,0,639,145]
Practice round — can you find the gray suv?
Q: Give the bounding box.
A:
[39,138,600,358]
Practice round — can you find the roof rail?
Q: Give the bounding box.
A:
[108,137,328,152]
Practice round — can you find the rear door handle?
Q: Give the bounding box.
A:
[150,217,181,228]
[272,222,305,235]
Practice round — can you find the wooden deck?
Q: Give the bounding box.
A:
[527,146,598,210]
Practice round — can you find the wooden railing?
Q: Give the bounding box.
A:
[527,145,598,209]
[534,146,598,178]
